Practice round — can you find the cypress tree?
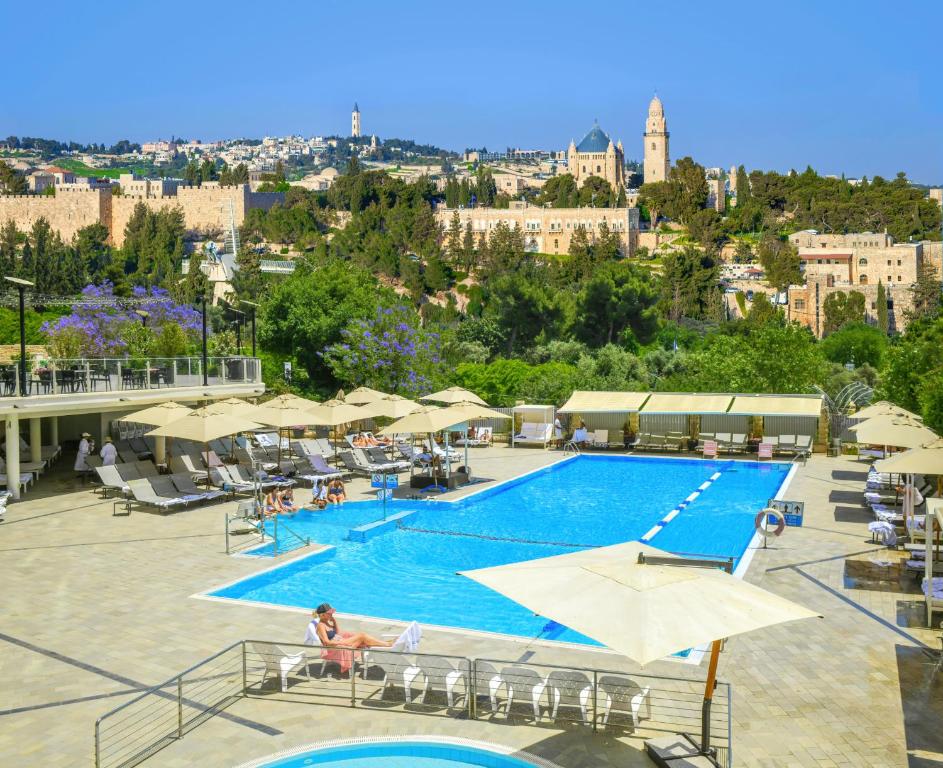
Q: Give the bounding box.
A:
[876,279,888,334]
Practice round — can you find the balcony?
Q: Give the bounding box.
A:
[0,356,263,399]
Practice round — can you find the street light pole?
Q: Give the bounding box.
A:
[241,300,259,357]
[5,277,34,397]
[200,293,208,386]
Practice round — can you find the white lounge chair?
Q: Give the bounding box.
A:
[513,423,553,448]
[251,642,310,692]
[411,655,468,708]
[591,429,610,449]
[454,427,492,447]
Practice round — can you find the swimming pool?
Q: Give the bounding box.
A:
[207,455,791,646]
[238,737,562,767]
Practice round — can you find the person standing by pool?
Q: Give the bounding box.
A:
[100,436,117,466]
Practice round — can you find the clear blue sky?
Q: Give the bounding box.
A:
[7,0,942,183]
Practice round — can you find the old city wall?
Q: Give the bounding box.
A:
[0,189,111,243]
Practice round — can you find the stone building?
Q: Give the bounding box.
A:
[643,95,670,184]
[566,122,625,190]
[436,201,639,257]
[929,188,942,208]
[351,103,361,138]
[707,176,725,213]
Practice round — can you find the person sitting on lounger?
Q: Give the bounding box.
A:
[351,433,369,448]
[326,478,346,504]
[305,603,415,676]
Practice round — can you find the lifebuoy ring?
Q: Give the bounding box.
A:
[755,507,785,538]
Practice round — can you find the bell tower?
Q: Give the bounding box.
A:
[351,103,361,138]
[643,95,670,184]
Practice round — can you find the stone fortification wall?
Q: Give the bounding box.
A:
[1,185,283,247]
[0,189,111,243]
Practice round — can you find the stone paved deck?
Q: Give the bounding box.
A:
[0,448,941,767]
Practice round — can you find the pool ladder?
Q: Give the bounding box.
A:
[563,441,581,455]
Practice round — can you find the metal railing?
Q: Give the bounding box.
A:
[271,515,310,555]
[0,356,262,398]
[95,640,732,768]
[224,507,266,555]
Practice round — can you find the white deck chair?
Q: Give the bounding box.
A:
[251,642,309,692]
[413,656,468,708]
[591,429,609,449]
[472,661,505,714]
[499,665,548,720]
[598,675,652,730]
[546,669,594,724]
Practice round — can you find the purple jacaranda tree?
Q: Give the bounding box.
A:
[322,305,443,398]
[41,282,202,359]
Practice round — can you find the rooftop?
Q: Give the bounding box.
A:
[575,122,612,153]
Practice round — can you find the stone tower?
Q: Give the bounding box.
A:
[643,95,670,184]
[351,103,361,138]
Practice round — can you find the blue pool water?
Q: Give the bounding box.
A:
[211,456,790,645]
[257,741,547,767]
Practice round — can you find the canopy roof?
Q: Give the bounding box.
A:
[147,407,262,443]
[119,401,192,426]
[875,438,943,475]
[359,395,422,420]
[558,390,650,413]
[460,541,820,666]
[728,395,823,417]
[641,393,733,415]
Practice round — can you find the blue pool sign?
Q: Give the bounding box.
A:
[377,488,393,501]
[767,499,804,526]
[371,473,399,489]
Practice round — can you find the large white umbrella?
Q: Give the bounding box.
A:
[461,541,820,755]
[119,401,192,426]
[306,399,371,457]
[344,386,389,405]
[875,438,943,476]
[203,397,264,418]
[848,415,936,449]
[359,395,422,420]
[421,386,487,406]
[853,401,922,421]
[148,408,262,486]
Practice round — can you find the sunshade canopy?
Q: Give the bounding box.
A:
[728,395,822,417]
[875,438,943,475]
[343,386,389,405]
[203,397,263,418]
[421,386,487,405]
[853,400,921,421]
[359,395,422,420]
[445,401,512,422]
[147,407,262,443]
[848,416,937,448]
[558,390,651,413]
[252,403,322,429]
[119,402,192,426]
[305,398,369,426]
[460,541,820,666]
[641,393,733,415]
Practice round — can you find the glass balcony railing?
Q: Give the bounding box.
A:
[0,356,263,398]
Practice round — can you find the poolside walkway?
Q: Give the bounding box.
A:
[0,448,940,767]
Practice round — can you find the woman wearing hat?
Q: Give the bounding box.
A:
[100,436,117,466]
[74,432,94,473]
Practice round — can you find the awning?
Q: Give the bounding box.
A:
[558,391,651,413]
[641,393,733,414]
[728,395,823,417]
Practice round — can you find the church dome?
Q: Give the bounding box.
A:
[576,122,612,153]
[648,95,664,116]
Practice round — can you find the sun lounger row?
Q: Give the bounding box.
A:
[105,472,227,513]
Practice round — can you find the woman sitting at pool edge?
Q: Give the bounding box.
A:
[327,478,346,504]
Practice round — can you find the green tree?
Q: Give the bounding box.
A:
[638,180,673,226]
[573,261,659,347]
[757,233,802,291]
[475,167,497,207]
[880,316,943,421]
[200,158,218,183]
[822,290,866,334]
[876,279,889,334]
[0,220,18,277]
[73,223,111,283]
[908,260,941,322]
[659,246,720,321]
[536,174,579,208]
[819,322,888,367]
[0,161,28,195]
[667,156,708,224]
[745,292,783,327]
[232,246,264,300]
[577,176,613,208]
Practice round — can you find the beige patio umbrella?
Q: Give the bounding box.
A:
[203,397,263,418]
[442,401,511,473]
[306,398,371,457]
[359,394,422,420]
[119,402,193,464]
[421,386,487,406]
[852,401,921,421]
[460,541,820,756]
[148,408,262,486]
[344,386,389,405]
[876,438,943,530]
[253,400,325,462]
[848,415,937,449]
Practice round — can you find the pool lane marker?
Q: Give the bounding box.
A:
[639,466,727,543]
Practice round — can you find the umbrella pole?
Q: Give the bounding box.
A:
[700,638,722,754]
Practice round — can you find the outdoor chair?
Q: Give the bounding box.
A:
[114,462,142,482]
[471,661,505,714]
[729,434,748,453]
[366,447,409,471]
[251,642,310,692]
[169,454,206,483]
[412,655,468,708]
[398,444,431,469]
[307,454,344,481]
[126,478,187,513]
[134,459,158,478]
[212,466,255,494]
[0,471,33,495]
[714,433,732,452]
[777,435,797,454]
[666,431,687,451]
[591,429,610,449]
[170,473,225,502]
[128,437,153,459]
[794,435,813,459]
[499,666,548,720]
[148,475,200,506]
[338,450,380,476]
[0,455,45,480]
[598,675,652,730]
[94,465,128,497]
[546,669,594,725]
[368,651,421,701]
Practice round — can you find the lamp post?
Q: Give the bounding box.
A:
[5,276,34,397]
[200,293,208,386]
[241,300,258,357]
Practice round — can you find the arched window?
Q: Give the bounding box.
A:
[596,165,601,173]
[859,275,868,284]
[858,257,868,266]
